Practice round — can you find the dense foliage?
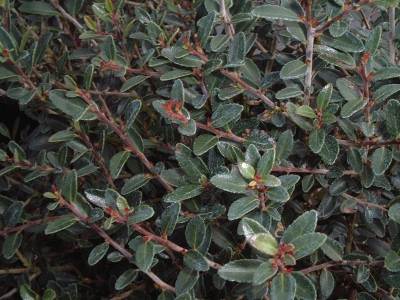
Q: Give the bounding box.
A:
[1,0,400,299]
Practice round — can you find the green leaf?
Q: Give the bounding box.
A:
[19,1,58,16]
[197,11,216,46]
[185,216,206,249]
[4,201,24,226]
[365,26,382,56]
[45,214,77,235]
[0,26,17,51]
[257,148,275,178]
[292,272,317,300]
[248,231,279,256]
[296,105,316,119]
[42,289,56,300]
[227,32,246,67]
[389,203,400,224]
[211,103,243,128]
[183,249,209,271]
[267,186,290,202]
[115,269,138,290]
[309,128,326,154]
[270,273,296,300]
[218,259,263,283]
[252,5,300,22]
[340,98,366,118]
[321,32,364,53]
[317,84,333,111]
[110,151,130,179]
[62,170,77,202]
[33,32,53,65]
[120,75,149,92]
[238,162,256,179]
[280,60,307,80]
[276,86,303,100]
[321,237,344,261]
[228,196,259,220]
[374,84,400,102]
[0,67,17,80]
[2,233,22,259]
[282,210,318,243]
[19,284,39,300]
[193,134,218,156]
[385,99,400,138]
[48,90,96,121]
[329,20,348,37]
[160,203,181,236]
[292,233,327,259]
[7,87,36,105]
[175,268,199,295]
[276,130,293,161]
[253,260,278,285]
[385,250,400,272]
[336,78,361,101]
[127,204,154,224]
[374,67,400,81]
[49,129,76,143]
[210,170,248,193]
[315,45,355,69]
[121,174,151,195]
[160,69,192,81]
[238,217,268,237]
[164,184,202,203]
[135,240,154,272]
[371,147,392,176]
[319,135,339,165]
[88,242,109,266]
[320,269,335,299]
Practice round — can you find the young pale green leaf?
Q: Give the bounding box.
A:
[121,174,151,195]
[183,250,209,271]
[371,147,392,176]
[270,273,296,300]
[115,269,138,290]
[388,203,400,224]
[319,135,339,165]
[261,174,281,187]
[218,259,263,283]
[88,242,109,266]
[164,184,202,203]
[2,233,22,259]
[292,272,317,300]
[253,260,278,285]
[247,232,278,256]
[185,216,206,249]
[135,241,154,272]
[292,233,327,259]
[309,128,326,154]
[282,210,318,243]
[228,196,259,220]
[316,84,333,111]
[296,105,316,119]
[238,217,268,237]
[238,162,255,179]
[45,214,77,235]
[280,60,307,80]
[193,134,218,156]
[252,5,300,22]
[211,103,243,128]
[320,269,335,299]
[267,186,290,202]
[210,171,248,193]
[109,151,130,179]
[19,284,39,300]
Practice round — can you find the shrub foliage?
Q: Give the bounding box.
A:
[1,0,400,299]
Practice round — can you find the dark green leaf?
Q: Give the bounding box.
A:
[88,242,109,266]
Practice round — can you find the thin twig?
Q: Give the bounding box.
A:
[388,6,397,64]
[50,0,84,31]
[300,259,383,274]
[220,0,235,38]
